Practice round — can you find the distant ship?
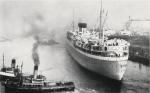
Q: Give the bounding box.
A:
[66,1,130,80]
[0,54,16,79]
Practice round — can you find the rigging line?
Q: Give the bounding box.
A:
[2,53,4,68]
[99,0,103,39]
[72,8,75,32]
[101,10,108,30]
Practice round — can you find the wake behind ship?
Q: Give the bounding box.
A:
[66,2,130,80]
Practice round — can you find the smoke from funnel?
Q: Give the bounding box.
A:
[32,43,40,65]
[32,36,40,79]
[29,12,57,78]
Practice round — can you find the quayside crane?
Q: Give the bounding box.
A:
[125,16,150,31]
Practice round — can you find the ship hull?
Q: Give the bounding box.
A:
[0,72,15,77]
[66,40,128,80]
[5,86,75,93]
[5,82,75,93]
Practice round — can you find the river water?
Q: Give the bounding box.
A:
[0,37,149,93]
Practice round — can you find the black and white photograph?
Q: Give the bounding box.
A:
[0,0,149,93]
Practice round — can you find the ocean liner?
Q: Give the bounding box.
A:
[66,2,130,80]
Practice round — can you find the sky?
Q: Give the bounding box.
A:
[0,0,150,39]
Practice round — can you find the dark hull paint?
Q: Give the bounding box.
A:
[5,85,75,93]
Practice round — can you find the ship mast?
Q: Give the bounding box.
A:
[21,61,23,74]
[99,0,102,38]
[73,9,75,32]
[99,0,107,44]
[3,53,4,68]
[99,0,104,44]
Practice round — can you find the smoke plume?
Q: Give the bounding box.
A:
[32,35,40,78]
[32,36,40,66]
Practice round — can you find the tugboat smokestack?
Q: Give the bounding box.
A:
[33,65,38,79]
[11,59,16,71]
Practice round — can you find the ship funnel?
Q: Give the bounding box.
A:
[78,23,87,32]
[11,59,16,69]
[33,65,38,79]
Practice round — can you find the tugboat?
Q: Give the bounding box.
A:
[4,61,75,93]
[4,75,75,93]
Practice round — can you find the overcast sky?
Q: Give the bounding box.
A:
[0,0,150,38]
